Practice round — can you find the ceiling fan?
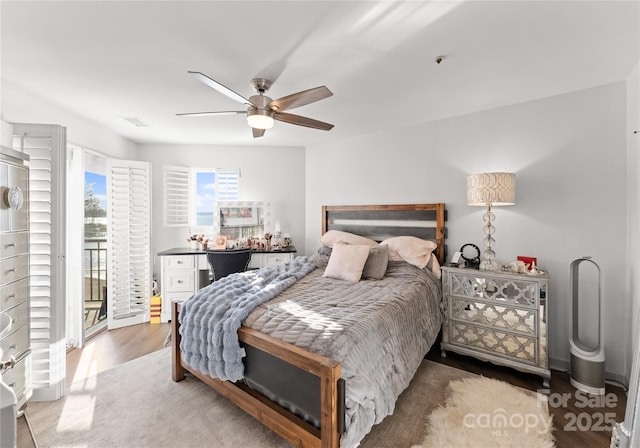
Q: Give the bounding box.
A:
[177,71,334,138]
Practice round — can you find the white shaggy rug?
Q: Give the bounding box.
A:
[414,377,555,448]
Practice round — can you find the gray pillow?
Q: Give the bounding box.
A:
[362,245,389,280]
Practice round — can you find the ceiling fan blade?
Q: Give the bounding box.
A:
[252,128,266,138]
[268,86,332,112]
[176,111,245,117]
[188,71,254,106]
[274,112,334,131]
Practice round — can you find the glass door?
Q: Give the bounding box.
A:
[84,171,108,335]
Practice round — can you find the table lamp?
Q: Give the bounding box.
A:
[467,172,516,270]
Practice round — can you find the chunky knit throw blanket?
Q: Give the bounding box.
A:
[178,256,317,381]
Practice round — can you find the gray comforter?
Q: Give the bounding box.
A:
[180,251,442,448]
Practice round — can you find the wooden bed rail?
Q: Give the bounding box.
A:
[171,300,342,448]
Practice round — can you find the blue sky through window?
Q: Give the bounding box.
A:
[85,171,107,208]
[196,171,215,226]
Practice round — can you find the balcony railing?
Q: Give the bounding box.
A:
[84,238,107,329]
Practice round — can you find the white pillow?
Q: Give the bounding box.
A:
[320,230,378,248]
[380,236,438,269]
[323,243,371,282]
[427,253,442,279]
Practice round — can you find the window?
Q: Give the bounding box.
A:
[163,166,239,227]
[194,171,215,226]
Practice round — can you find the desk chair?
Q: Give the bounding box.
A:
[206,249,252,282]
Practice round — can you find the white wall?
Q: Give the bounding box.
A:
[305,82,629,381]
[136,144,306,278]
[627,62,640,381]
[1,81,137,158]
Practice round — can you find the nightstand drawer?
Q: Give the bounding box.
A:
[447,271,540,309]
[164,255,195,269]
[165,271,195,292]
[450,321,538,366]
[450,297,538,336]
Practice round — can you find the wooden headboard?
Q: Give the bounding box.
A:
[321,203,447,264]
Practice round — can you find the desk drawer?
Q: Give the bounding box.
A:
[0,277,28,312]
[263,253,294,267]
[0,254,29,287]
[165,255,194,269]
[165,271,195,292]
[0,231,28,258]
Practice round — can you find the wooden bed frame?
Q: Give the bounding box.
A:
[171,203,446,448]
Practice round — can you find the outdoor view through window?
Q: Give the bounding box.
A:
[196,171,215,226]
[84,171,107,330]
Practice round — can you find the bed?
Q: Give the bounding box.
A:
[171,203,447,448]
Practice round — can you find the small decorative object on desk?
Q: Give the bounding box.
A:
[187,233,208,250]
[264,232,272,251]
[273,220,282,250]
[214,236,227,250]
[283,233,292,248]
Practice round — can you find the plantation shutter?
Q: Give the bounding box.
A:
[163,165,190,226]
[216,169,240,201]
[107,159,151,329]
[12,124,67,401]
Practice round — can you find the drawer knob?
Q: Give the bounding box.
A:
[6,243,16,248]
[8,382,16,387]
[7,268,17,273]
[0,356,16,372]
[5,294,16,300]
[177,280,183,284]
[9,344,17,349]
[177,261,183,264]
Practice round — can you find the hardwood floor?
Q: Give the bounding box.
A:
[18,324,626,448]
[65,322,171,384]
[17,322,171,448]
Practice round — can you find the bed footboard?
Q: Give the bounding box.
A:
[171,300,342,448]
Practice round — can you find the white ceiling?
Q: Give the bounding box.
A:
[2,1,638,148]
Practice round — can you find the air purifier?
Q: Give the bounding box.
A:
[569,257,605,395]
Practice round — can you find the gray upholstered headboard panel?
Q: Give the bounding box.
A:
[321,203,447,264]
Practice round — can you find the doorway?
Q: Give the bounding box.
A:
[84,171,108,335]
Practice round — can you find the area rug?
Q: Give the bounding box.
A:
[25,348,473,448]
[25,348,544,448]
[413,377,555,448]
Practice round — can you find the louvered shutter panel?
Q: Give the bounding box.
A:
[216,169,240,201]
[163,165,190,226]
[12,124,67,401]
[107,159,151,329]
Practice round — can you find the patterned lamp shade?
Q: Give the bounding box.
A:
[467,172,516,207]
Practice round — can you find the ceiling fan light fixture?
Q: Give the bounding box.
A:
[247,109,274,129]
